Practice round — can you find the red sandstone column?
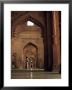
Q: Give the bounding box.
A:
[52,11,61,72]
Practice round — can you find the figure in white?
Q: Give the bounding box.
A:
[31,60,33,70]
[29,57,33,70]
[26,57,29,69]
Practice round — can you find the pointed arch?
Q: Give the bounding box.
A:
[23,42,38,69]
[24,16,44,29]
[12,15,44,37]
[23,42,38,50]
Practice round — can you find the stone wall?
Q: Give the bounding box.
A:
[11,25,44,69]
[11,11,61,72]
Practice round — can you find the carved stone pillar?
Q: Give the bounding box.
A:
[52,11,61,71]
[44,12,53,71]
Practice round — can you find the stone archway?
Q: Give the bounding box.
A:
[11,12,45,70]
[23,43,38,69]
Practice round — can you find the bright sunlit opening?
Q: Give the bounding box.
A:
[27,21,34,26]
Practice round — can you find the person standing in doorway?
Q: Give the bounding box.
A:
[26,57,29,69]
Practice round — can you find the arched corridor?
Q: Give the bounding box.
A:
[11,11,61,79]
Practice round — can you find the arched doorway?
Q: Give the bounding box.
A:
[12,14,44,70]
[23,43,38,69]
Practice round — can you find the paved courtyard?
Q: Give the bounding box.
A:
[11,69,61,79]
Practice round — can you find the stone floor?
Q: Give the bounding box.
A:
[11,69,61,79]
